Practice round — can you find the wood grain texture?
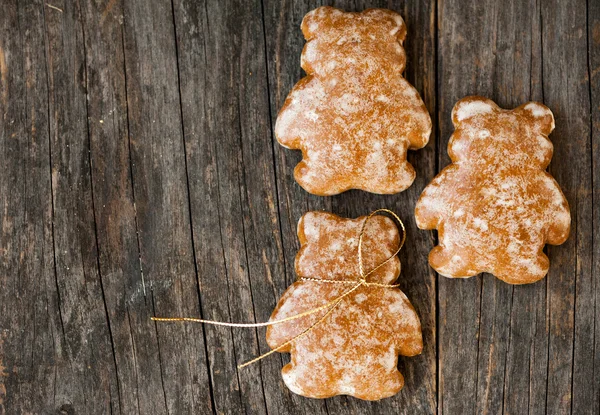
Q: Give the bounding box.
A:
[0,0,597,414]
[0,1,60,413]
[588,3,600,415]
[543,1,593,414]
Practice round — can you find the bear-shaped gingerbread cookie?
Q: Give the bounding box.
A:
[266,211,422,400]
[415,96,571,284]
[275,7,431,195]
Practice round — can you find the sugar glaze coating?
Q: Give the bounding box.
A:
[275,7,431,195]
[415,96,570,284]
[266,212,422,400]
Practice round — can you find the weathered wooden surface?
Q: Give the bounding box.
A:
[0,0,596,413]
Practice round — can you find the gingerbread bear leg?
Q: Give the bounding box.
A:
[429,245,477,278]
[294,158,341,195]
[385,160,417,194]
[352,367,404,401]
[281,362,323,399]
[362,158,417,195]
[363,141,416,194]
[281,360,405,401]
[494,252,550,284]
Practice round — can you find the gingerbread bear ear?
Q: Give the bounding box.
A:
[362,9,407,43]
[393,18,407,43]
[519,102,555,136]
[301,6,343,40]
[297,211,329,241]
[451,96,498,126]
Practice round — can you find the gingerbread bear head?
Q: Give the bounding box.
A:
[301,7,407,78]
[295,211,402,284]
[266,211,422,400]
[448,96,555,169]
[275,7,431,195]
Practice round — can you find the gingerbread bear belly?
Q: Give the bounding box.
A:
[266,211,422,400]
[275,7,431,195]
[415,96,571,284]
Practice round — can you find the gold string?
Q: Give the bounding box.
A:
[151,208,406,369]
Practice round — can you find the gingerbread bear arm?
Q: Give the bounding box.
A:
[380,290,423,356]
[415,96,571,284]
[275,7,432,195]
[266,211,423,400]
[540,172,571,245]
[414,164,461,230]
[265,280,337,353]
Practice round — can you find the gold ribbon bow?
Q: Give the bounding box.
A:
[152,208,406,368]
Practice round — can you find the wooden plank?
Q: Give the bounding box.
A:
[542,1,592,413]
[437,1,500,413]
[587,1,600,413]
[438,1,594,415]
[0,0,126,413]
[382,0,439,411]
[121,0,213,413]
[262,1,436,413]
[261,0,333,413]
[77,0,172,413]
[553,0,596,414]
[43,0,123,412]
[500,5,552,415]
[0,1,59,413]
[171,0,282,413]
[482,2,547,415]
[587,2,600,414]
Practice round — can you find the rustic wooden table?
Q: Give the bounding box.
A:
[0,0,597,414]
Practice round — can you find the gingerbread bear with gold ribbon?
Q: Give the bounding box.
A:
[266,211,423,400]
